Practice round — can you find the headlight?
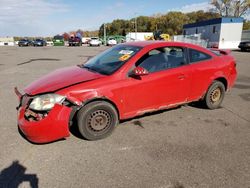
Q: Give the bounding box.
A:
[29,94,66,111]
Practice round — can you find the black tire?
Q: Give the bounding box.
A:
[204,81,225,109]
[77,101,118,140]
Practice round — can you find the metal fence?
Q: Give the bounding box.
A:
[173,34,208,48]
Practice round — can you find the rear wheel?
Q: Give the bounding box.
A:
[77,101,118,140]
[204,81,225,109]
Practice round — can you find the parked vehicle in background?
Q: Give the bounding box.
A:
[68,36,82,46]
[105,35,125,44]
[33,39,47,46]
[107,37,117,46]
[89,37,102,46]
[238,41,250,51]
[82,37,91,44]
[53,35,65,46]
[18,39,33,47]
[46,41,54,46]
[15,41,237,143]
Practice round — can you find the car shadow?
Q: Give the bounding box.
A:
[232,49,249,53]
[69,121,85,140]
[69,106,181,139]
[188,101,223,110]
[69,102,218,140]
[120,106,181,125]
[0,160,39,188]
[188,101,207,109]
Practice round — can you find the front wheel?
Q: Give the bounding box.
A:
[204,81,225,109]
[77,101,118,140]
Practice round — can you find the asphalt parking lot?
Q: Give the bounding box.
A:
[0,46,249,188]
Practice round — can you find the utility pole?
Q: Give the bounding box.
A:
[135,15,137,41]
[104,23,106,46]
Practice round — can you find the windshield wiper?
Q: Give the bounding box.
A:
[79,64,100,73]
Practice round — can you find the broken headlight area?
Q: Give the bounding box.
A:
[24,108,48,121]
[23,93,69,122]
[29,94,66,111]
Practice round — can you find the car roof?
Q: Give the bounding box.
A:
[124,41,202,49]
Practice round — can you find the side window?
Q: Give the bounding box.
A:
[136,47,186,73]
[164,47,186,68]
[189,49,211,63]
[136,49,168,73]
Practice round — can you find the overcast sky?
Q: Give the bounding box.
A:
[0,0,244,37]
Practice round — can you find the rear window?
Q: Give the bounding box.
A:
[208,49,221,56]
[189,49,211,63]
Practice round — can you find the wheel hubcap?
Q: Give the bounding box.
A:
[87,110,111,131]
[210,88,221,103]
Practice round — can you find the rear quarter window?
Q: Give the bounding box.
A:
[189,48,211,63]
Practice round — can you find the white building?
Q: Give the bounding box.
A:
[183,17,243,49]
[0,37,15,46]
[126,32,153,42]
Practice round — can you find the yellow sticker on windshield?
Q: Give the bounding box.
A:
[119,54,131,61]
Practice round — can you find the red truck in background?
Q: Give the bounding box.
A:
[68,33,82,46]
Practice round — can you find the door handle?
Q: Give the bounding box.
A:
[178,74,186,80]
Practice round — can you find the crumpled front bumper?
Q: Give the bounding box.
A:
[15,87,73,144]
[18,104,72,143]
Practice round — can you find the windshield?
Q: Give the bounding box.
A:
[82,45,142,75]
[54,36,63,40]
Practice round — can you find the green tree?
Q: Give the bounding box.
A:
[243,20,250,29]
[186,10,220,23]
[98,10,227,36]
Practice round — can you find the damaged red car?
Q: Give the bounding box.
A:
[15,41,237,143]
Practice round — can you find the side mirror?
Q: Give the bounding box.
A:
[130,66,149,77]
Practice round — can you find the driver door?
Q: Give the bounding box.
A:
[121,46,191,118]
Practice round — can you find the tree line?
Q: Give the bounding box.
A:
[98,11,221,37]
[97,0,250,37]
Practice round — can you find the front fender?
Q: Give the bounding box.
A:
[57,88,122,118]
[63,89,99,105]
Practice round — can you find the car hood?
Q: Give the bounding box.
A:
[24,66,105,95]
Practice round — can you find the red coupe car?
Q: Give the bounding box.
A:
[15,41,237,143]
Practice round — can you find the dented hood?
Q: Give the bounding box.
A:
[24,66,105,95]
